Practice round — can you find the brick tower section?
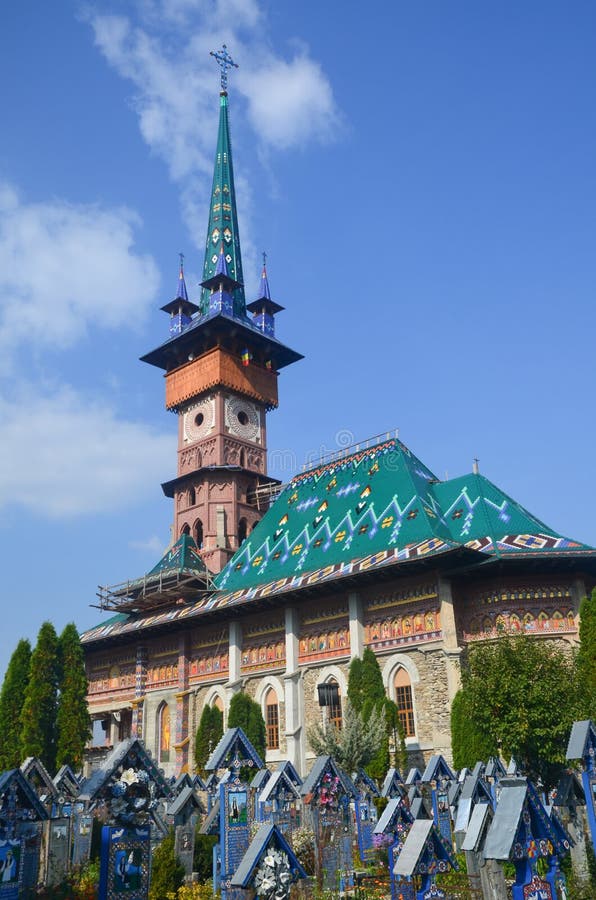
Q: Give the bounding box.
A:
[166,348,277,572]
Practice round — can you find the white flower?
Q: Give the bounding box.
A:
[120,768,139,786]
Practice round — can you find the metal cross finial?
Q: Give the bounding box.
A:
[262,250,267,268]
[210,44,238,92]
[179,251,184,271]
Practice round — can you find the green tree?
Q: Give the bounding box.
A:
[0,639,32,770]
[149,829,185,900]
[450,689,496,771]
[20,622,59,773]
[347,656,364,710]
[577,589,596,719]
[56,623,91,770]
[359,649,390,779]
[455,635,579,787]
[227,692,266,762]
[385,699,409,774]
[307,699,386,774]
[194,703,223,774]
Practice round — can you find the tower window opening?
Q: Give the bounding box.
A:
[193,519,203,549]
[394,668,415,737]
[181,523,190,537]
[194,412,204,428]
[238,518,248,545]
[189,486,196,506]
[265,689,279,750]
[237,410,249,426]
[239,448,246,467]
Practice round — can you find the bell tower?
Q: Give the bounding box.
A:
[141,46,302,572]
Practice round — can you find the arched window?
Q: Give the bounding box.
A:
[327,679,342,730]
[181,523,190,537]
[188,486,196,506]
[158,703,171,763]
[252,519,260,531]
[193,519,203,549]
[213,695,224,712]
[238,518,248,545]
[394,668,415,738]
[239,448,246,468]
[265,688,280,750]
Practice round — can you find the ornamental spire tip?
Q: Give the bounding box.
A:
[210,44,238,93]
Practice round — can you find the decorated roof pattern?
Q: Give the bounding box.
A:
[81,437,594,645]
[199,91,245,317]
[146,533,207,577]
[215,438,590,595]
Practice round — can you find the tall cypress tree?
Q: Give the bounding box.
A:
[0,639,32,770]
[56,623,91,770]
[228,692,266,762]
[577,589,596,719]
[20,622,59,774]
[347,648,390,780]
[194,704,223,774]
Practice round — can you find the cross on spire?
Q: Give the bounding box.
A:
[262,250,267,268]
[210,44,238,92]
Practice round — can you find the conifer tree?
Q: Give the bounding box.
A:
[20,621,59,774]
[577,589,596,719]
[227,691,266,762]
[348,648,390,780]
[56,623,91,770]
[0,639,32,770]
[149,829,185,900]
[308,700,386,774]
[347,656,364,710]
[450,689,496,771]
[194,704,223,774]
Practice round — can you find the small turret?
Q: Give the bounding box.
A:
[200,243,242,317]
[160,254,199,337]
[246,255,285,337]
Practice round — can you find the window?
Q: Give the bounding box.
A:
[327,679,342,730]
[238,518,248,545]
[193,519,203,548]
[181,523,190,537]
[188,486,196,506]
[265,689,279,750]
[158,703,171,763]
[394,668,415,737]
[239,448,246,467]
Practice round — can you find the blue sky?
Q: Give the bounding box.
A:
[1,1,595,677]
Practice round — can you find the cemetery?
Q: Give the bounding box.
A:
[0,719,595,899]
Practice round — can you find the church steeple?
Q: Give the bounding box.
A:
[141,46,302,574]
[200,46,244,318]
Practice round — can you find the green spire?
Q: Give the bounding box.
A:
[200,89,245,317]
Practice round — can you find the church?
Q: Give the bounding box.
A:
[81,48,596,777]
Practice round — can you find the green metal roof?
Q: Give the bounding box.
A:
[215,438,590,593]
[81,438,594,645]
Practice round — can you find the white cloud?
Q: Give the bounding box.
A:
[0,385,173,518]
[239,54,339,149]
[0,184,160,359]
[86,4,339,252]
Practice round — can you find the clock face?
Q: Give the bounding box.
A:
[183,397,215,442]
[224,396,261,442]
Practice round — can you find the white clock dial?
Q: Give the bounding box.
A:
[225,396,260,442]
[183,397,215,442]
